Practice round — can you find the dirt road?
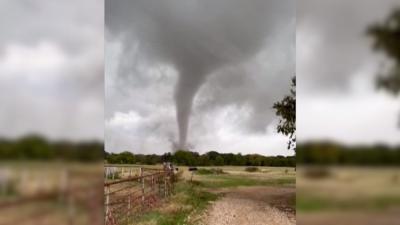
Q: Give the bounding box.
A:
[199,186,295,225]
[297,209,400,225]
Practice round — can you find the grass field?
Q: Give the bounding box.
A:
[297,166,400,211]
[134,166,295,225]
[0,161,103,225]
[297,166,400,225]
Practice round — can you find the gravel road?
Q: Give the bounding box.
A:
[199,186,295,225]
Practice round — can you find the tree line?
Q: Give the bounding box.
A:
[297,142,400,166]
[0,135,103,161]
[105,150,295,167]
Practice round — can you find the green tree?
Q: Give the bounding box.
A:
[367,8,400,126]
[116,151,135,164]
[367,8,400,95]
[173,150,196,165]
[215,155,224,166]
[14,135,53,159]
[273,77,296,150]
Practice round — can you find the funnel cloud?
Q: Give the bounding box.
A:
[106,0,294,154]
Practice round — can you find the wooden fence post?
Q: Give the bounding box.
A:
[151,175,154,192]
[105,186,110,224]
[164,172,167,197]
[68,184,76,225]
[140,168,145,208]
[127,193,131,224]
[59,169,68,202]
[158,174,161,196]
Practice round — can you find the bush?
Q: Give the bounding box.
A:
[106,171,121,180]
[304,167,331,179]
[245,167,259,172]
[173,170,183,182]
[197,168,225,175]
[0,180,17,197]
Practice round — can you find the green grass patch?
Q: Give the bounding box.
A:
[198,174,295,188]
[297,195,400,212]
[196,168,225,175]
[138,211,188,225]
[136,181,218,225]
[180,183,218,210]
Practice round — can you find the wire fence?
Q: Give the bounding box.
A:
[0,167,103,225]
[104,166,175,225]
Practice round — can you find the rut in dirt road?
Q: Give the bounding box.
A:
[200,187,295,225]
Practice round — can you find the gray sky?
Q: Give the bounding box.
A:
[0,0,104,141]
[298,0,400,145]
[2,0,397,153]
[105,0,295,155]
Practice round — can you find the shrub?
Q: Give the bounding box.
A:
[245,167,259,172]
[106,171,121,180]
[197,168,225,175]
[173,170,183,182]
[0,180,17,197]
[304,167,331,179]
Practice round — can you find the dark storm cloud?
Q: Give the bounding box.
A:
[0,0,102,53]
[298,0,400,145]
[298,0,399,92]
[0,0,103,140]
[106,0,294,150]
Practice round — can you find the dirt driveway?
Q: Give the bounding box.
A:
[199,186,295,225]
[297,209,400,225]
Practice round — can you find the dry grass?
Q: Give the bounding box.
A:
[133,166,295,225]
[0,161,103,225]
[297,166,400,202]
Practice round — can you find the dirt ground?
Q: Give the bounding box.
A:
[297,209,400,225]
[297,166,400,225]
[199,186,295,225]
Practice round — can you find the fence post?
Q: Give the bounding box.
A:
[140,168,145,209]
[164,172,167,197]
[171,168,173,194]
[0,169,11,196]
[59,169,68,202]
[127,193,131,224]
[151,175,154,192]
[105,186,110,224]
[158,174,161,196]
[68,183,76,225]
